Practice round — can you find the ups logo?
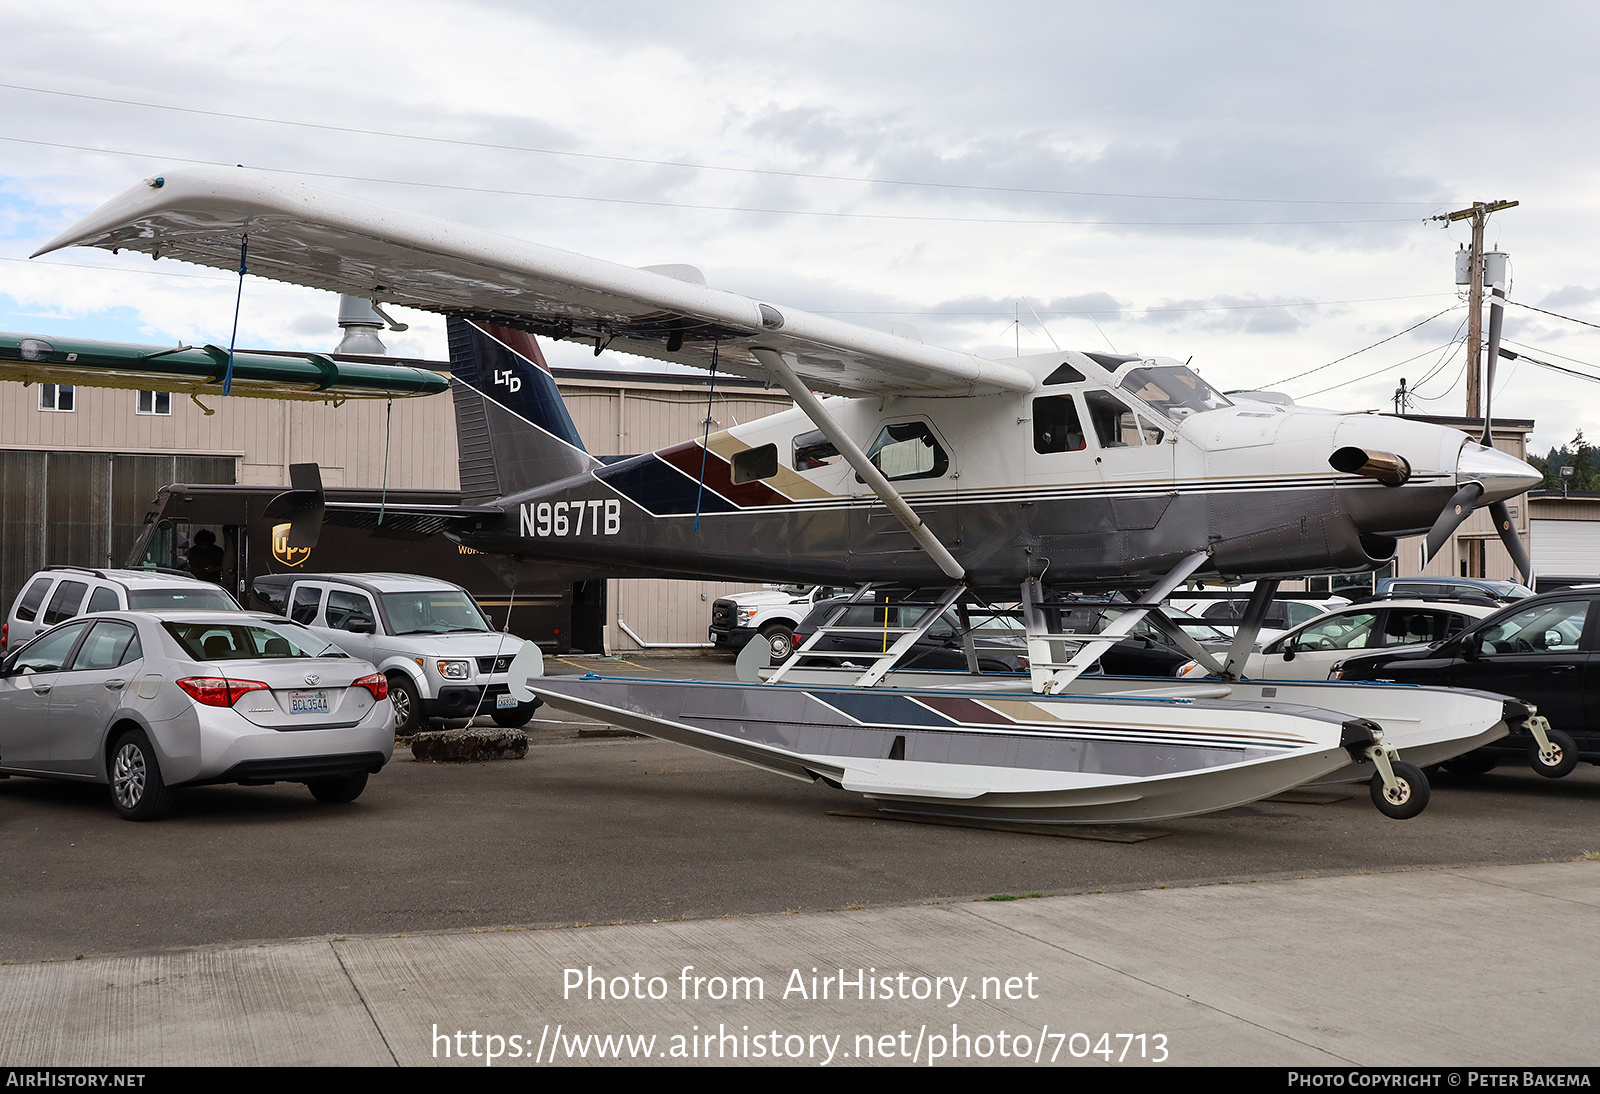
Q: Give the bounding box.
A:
[271,522,312,567]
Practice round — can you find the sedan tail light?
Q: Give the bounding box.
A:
[353,672,388,701]
[176,677,270,707]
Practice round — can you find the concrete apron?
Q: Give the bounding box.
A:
[1,860,1595,1067]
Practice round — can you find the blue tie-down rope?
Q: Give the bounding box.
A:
[222,234,248,396]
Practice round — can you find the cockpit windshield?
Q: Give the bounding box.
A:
[1118,365,1231,421]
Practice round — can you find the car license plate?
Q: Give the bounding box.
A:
[496,693,518,710]
[290,691,330,715]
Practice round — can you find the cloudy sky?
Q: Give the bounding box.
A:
[4,0,1600,453]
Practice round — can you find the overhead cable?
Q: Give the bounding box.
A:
[1264,305,1463,388]
[1299,337,1465,399]
[0,135,1428,228]
[0,81,1453,208]
[1505,298,1600,332]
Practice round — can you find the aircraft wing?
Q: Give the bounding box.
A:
[33,167,1034,398]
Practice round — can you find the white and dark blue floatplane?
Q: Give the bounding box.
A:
[39,167,1554,824]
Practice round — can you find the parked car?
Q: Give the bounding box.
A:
[253,573,540,732]
[709,584,854,660]
[1372,576,1533,603]
[791,596,1030,673]
[5,566,239,652]
[788,597,1220,677]
[1242,599,1500,680]
[1166,592,1347,646]
[1333,588,1600,776]
[0,610,393,820]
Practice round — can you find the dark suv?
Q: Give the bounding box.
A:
[1335,588,1599,776]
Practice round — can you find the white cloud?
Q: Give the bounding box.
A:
[2,0,1598,449]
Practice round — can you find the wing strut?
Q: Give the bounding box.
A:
[752,347,965,581]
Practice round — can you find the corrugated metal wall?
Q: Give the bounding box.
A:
[0,371,793,651]
[0,450,236,606]
[555,376,793,649]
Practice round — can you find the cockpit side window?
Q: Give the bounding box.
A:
[1032,395,1086,454]
[1119,365,1231,421]
[1085,391,1142,448]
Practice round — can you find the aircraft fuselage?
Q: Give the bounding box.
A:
[452,351,1536,590]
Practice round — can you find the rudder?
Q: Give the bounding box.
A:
[447,317,599,503]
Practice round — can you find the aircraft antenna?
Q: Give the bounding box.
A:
[1025,299,1061,351]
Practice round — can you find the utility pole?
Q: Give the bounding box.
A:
[1430,200,1517,419]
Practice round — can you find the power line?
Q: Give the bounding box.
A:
[0,135,1429,228]
[1264,305,1463,388]
[0,257,1460,327]
[1505,298,1600,331]
[1300,337,1465,399]
[1502,338,1600,377]
[811,293,1453,316]
[0,81,1454,208]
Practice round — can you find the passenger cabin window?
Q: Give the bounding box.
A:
[290,586,322,625]
[859,422,948,482]
[792,429,841,472]
[732,443,778,484]
[1032,395,1086,454]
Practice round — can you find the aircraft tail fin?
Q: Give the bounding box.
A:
[447,317,599,503]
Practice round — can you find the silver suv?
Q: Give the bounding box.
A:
[5,566,239,653]
[253,573,540,733]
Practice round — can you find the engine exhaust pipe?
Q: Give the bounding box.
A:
[1330,447,1412,487]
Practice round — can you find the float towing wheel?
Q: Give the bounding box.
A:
[1370,760,1430,820]
[1529,728,1579,779]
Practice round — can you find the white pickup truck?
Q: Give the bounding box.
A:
[708,585,853,660]
[253,572,539,733]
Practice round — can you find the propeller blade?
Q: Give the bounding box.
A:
[1481,284,1506,447]
[1488,499,1532,586]
[1424,481,1485,563]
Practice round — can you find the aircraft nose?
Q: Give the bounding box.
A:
[1456,442,1543,503]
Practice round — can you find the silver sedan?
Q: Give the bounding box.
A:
[0,611,393,820]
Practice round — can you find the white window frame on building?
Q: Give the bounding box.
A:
[136,390,172,416]
[38,383,74,412]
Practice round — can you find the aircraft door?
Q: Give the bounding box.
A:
[1023,393,1097,486]
[1081,390,1175,485]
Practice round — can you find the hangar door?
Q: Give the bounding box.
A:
[1530,519,1600,576]
[0,451,235,609]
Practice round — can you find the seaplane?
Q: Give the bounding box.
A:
[31,166,1555,824]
